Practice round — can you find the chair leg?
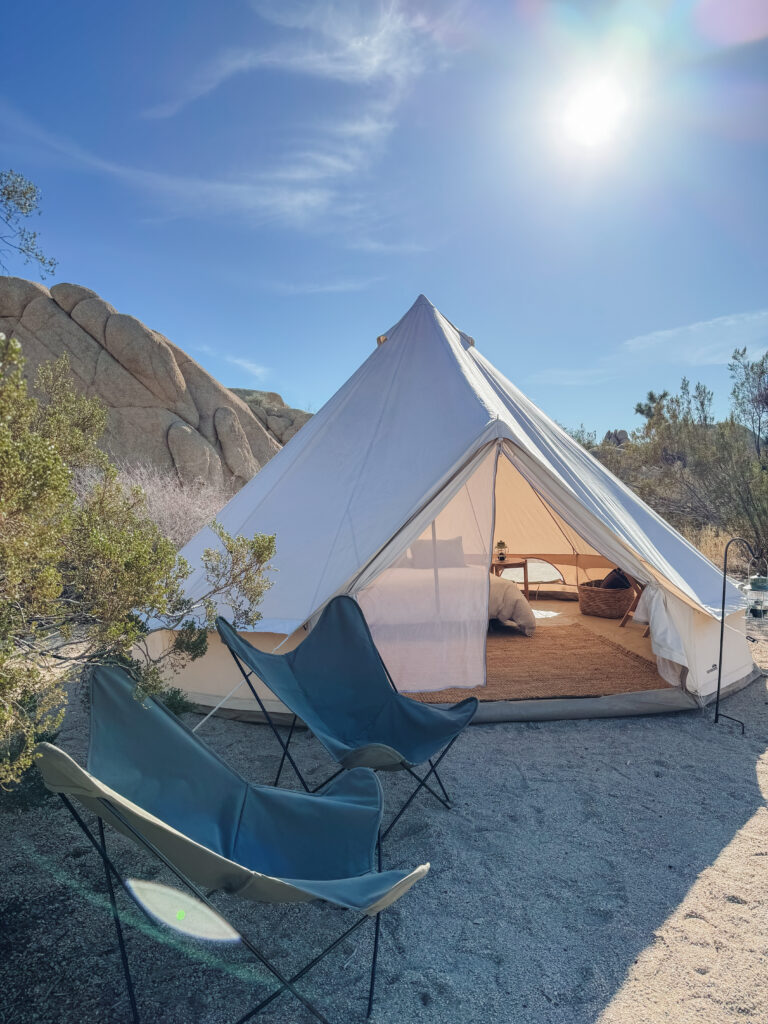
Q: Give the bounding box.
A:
[367,914,381,1019]
[233,915,369,1024]
[273,715,297,787]
[367,831,382,1018]
[429,758,451,803]
[310,765,346,793]
[381,737,458,840]
[61,794,354,1024]
[230,657,310,792]
[401,765,451,808]
[98,818,140,1024]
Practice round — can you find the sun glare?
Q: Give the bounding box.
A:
[559,73,633,151]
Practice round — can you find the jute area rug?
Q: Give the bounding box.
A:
[409,623,670,703]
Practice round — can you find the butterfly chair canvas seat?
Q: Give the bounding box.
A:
[217,596,478,835]
[36,665,428,1024]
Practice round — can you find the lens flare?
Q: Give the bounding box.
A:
[560,73,633,149]
[126,879,240,942]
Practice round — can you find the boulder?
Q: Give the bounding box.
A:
[104,313,188,408]
[231,387,313,445]
[267,412,292,436]
[21,296,101,383]
[107,407,181,473]
[50,282,98,313]
[167,342,280,465]
[167,421,224,488]
[214,407,259,482]
[70,297,115,346]
[92,348,169,408]
[0,277,49,318]
[0,275,284,489]
[603,429,630,447]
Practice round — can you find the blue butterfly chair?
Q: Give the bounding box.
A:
[217,595,478,839]
[36,664,428,1024]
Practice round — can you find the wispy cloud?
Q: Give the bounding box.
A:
[0,3,463,242]
[225,356,270,380]
[532,309,768,388]
[260,275,383,295]
[349,237,430,254]
[622,310,768,365]
[137,1,462,240]
[0,100,335,228]
[143,2,441,120]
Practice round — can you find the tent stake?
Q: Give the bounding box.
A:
[714,537,752,735]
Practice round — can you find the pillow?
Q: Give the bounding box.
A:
[410,536,465,569]
[600,568,631,590]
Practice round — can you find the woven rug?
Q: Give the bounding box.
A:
[409,623,669,703]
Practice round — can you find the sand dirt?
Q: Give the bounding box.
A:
[2,662,767,1024]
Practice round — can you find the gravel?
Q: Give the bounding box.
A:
[2,668,767,1024]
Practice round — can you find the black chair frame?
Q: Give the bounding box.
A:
[223,642,457,842]
[57,792,383,1024]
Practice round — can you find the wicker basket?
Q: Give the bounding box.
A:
[577,580,635,619]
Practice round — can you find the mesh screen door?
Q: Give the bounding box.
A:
[358,447,496,692]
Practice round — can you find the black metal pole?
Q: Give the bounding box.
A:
[714,537,753,734]
[98,818,141,1024]
[367,832,383,1019]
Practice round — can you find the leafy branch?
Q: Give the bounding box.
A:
[0,169,57,278]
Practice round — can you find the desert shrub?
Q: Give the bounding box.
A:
[596,367,768,556]
[74,464,235,548]
[0,336,275,786]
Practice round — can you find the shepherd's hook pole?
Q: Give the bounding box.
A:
[715,537,753,735]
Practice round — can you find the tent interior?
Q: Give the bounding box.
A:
[355,442,676,709]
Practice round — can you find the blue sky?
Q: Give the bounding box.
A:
[2,0,767,433]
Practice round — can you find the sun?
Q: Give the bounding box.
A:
[559,73,632,150]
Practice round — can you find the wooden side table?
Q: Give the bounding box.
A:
[492,558,529,599]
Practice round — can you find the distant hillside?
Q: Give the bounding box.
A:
[0,276,288,489]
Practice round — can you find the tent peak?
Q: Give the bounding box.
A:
[384,295,477,352]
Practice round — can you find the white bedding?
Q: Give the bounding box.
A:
[488,573,536,636]
[359,565,536,636]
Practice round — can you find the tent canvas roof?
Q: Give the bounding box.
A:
[178,295,741,634]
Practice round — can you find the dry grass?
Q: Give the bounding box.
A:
[679,524,751,577]
[74,464,234,548]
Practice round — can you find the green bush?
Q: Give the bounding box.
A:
[593,357,768,556]
[0,334,274,786]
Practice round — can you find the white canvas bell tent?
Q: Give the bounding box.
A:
[164,295,759,722]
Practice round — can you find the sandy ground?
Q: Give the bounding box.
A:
[2,663,768,1024]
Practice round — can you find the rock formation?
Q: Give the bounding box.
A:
[603,429,629,447]
[0,276,281,488]
[230,388,313,444]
